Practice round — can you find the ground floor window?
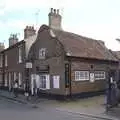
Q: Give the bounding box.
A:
[18,72,22,87]
[4,73,8,86]
[94,71,105,80]
[8,72,11,88]
[14,72,17,81]
[75,71,89,81]
[39,74,50,89]
[0,74,2,86]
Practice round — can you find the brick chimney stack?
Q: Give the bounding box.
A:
[0,42,5,51]
[24,26,36,39]
[9,34,18,47]
[48,8,62,30]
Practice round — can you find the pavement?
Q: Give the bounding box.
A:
[0,90,120,120]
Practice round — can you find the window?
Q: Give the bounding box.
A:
[18,46,22,63]
[75,71,89,81]
[94,71,105,80]
[14,72,17,81]
[39,75,50,89]
[39,48,46,59]
[0,54,3,67]
[8,72,11,88]
[18,72,22,86]
[0,74,2,86]
[5,55,7,66]
[4,73,8,87]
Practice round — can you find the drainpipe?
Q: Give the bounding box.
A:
[68,58,72,98]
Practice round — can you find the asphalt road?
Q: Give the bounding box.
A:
[0,96,108,120]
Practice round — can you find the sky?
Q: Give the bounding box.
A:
[0,0,120,50]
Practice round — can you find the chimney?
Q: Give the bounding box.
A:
[9,34,18,47]
[0,42,5,51]
[48,8,62,30]
[24,26,36,39]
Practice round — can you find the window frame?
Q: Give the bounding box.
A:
[75,71,89,81]
[18,72,22,87]
[4,73,8,87]
[5,55,8,67]
[94,71,105,80]
[39,74,50,90]
[0,54,3,67]
[39,48,46,59]
[18,46,22,63]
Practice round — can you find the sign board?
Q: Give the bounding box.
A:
[26,62,32,68]
[90,73,95,82]
[53,75,60,89]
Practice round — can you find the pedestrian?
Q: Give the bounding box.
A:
[13,80,18,98]
[111,80,118,107]
[116,80,120,103]
[106,75,113,111]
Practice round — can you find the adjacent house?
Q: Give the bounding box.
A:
[0,8,119,99]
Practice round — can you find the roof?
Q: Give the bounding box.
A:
[0,40,25,53]
[111,51,120,59]
[51,28,118,61]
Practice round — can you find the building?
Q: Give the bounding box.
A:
[0,8,119,98]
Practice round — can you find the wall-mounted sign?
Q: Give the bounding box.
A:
[36,65,49,73]
[90,73,95,82]
[26,62,32,68]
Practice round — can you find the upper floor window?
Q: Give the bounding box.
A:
[5,55,8,66]
[75,71,89,81]
[94,71,105,80]
[18,46,22,63]
[0,54,3,67]
[39,48,46,59]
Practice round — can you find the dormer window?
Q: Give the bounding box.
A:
[39,48,46,59]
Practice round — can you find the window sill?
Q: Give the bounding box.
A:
[74,80,89,82]
[39,88,47,90]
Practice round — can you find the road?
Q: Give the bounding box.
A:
[0,96,108,120]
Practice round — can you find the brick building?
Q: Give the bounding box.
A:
[0,8,119,98]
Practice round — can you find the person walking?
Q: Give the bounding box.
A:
[13,80,18,98]
[111,80,118,107]
[106,75,113,111]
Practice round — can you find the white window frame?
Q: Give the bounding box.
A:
[94,71,105,80]
[0,74,2,86]
[39,74,50,90]
[75,71,89,81]
[5,55,8,67]
[4,73,8,87]
[0,54,3,67]
[14,72,17,81]
[39,48,46,59]
[18,72,22,87]
[18,46,22,63]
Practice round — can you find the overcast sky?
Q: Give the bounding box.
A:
[0,0,120,50]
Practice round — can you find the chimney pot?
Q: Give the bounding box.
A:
[51,8,53,13]
[24,25,36,39]
[48,8,62,30]
[54,9,56,14]
[57,9,59,14]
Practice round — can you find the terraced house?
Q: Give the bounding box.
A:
[0,8,119,98]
